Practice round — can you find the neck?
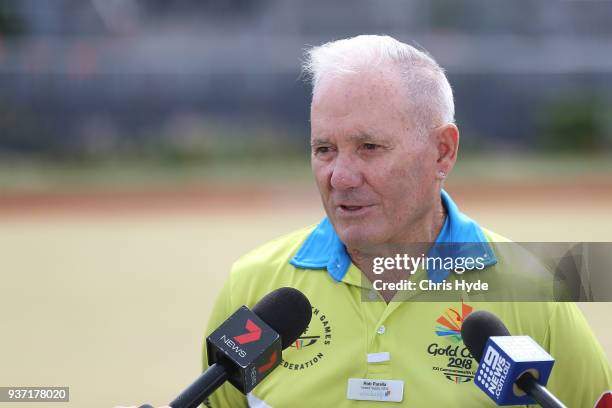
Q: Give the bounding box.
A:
[348,198,447,303]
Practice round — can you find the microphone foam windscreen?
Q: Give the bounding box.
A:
[461,310,511,361]
[252,287,312,350]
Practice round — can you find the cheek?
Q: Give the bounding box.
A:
[312,162,331,193]
[380,162,430,215]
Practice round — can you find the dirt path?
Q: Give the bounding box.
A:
[1,180,611,217]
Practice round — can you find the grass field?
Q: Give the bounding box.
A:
[1,163,611,407]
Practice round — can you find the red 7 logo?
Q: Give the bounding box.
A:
[257,351,278,374]
[234,319,262,344]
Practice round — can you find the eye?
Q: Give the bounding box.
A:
[313,145,335,156]
[362,143,379,151]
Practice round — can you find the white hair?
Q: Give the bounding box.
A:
[303,35,455,133]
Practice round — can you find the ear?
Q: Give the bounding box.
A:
[434,124,459,179]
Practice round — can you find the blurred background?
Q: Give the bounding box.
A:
[0,1,611,407]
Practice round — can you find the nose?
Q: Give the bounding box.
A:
[330,153,363,190]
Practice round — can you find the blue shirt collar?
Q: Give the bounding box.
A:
[289,190,497,283]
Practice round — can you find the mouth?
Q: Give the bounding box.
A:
[340,205,364,211]
[336,204,374,216]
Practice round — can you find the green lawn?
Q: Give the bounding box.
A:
[0,201,610,407]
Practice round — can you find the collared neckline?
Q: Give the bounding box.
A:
[289,190,497,283]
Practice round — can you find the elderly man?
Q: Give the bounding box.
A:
[204,35,611,407]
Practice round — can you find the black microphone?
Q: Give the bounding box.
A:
[461,310,567,408]
[168,287,312,408]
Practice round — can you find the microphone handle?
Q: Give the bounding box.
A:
[169,362,229,408]
[515,372,567,408]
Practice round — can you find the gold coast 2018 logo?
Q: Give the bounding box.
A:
[281,306,332,371]
[427,301,477,384]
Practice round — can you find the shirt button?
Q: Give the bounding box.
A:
[367,290,377,300]
[377,325,386,335]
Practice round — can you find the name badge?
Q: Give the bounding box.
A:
[346,378,404,402]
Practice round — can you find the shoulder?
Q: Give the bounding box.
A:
[481,227,513,243]
[479,227,560,301]
[225,224,318,306]
[232,224,316,276]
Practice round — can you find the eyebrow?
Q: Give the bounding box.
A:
[310,138,331,147]
[348,133,386,144]
[310,133,389,146]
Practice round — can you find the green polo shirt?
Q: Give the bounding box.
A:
[203,191,611,407]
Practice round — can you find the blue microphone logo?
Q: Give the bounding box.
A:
[477,345,511,397]
[474,336,555,406]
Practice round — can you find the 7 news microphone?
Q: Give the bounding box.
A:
[140,287,312,408]
[461,310,567,408]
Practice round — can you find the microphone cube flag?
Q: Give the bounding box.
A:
[475,336,555,406]
[206,306,282,394]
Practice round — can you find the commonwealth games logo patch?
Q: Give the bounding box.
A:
[427,301,477,384]
[434,301,473,343]
[281,305,332,370]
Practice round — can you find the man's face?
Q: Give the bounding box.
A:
[310,67,440,252]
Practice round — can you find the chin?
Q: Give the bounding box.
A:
[336,225,384,250]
